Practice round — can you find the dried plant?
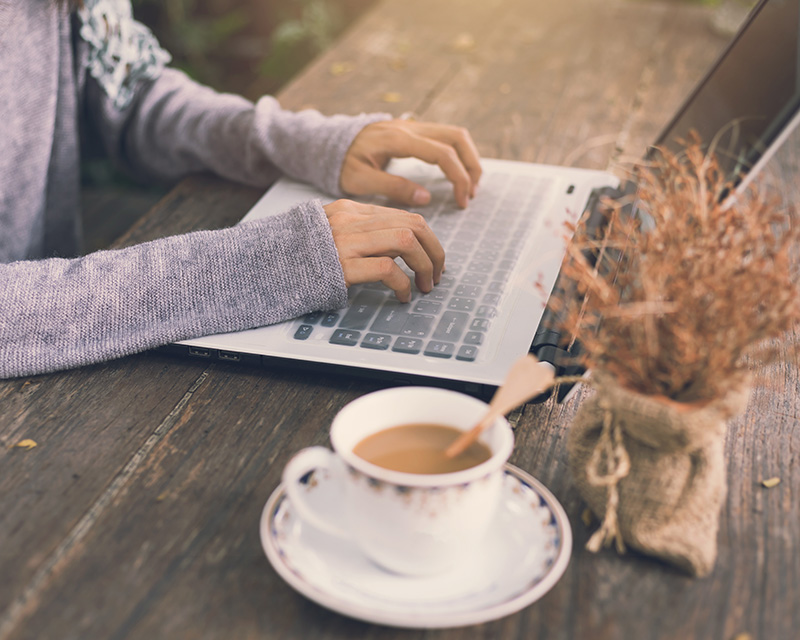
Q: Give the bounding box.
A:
[555,136,800,404]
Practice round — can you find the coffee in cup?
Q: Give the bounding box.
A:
[281,387,514,576]
[353,422,492,474]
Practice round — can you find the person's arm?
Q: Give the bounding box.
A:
[86,65,389,196]
[0,202,347,379]
[78,2,481,204]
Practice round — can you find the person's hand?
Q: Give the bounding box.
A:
[323,199,444,303]
[340,119,482,209]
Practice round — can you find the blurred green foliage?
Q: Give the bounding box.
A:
[132,0,374,99]
[259,0,343,90]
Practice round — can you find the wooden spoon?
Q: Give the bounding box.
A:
[444,354,556,458]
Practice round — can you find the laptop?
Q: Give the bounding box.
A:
[169,0,800,399]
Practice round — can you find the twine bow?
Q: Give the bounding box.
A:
[549,373,633,553]
[584,398,631,553]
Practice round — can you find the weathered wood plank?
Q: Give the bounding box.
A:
[2,1,798,639]
[615,4,730,163]
[0,357,209,622]
[0,172,264,633]
[277,0,509,117]
[423,0,670,167]
[111,174,265,248]
[4,365,392,640]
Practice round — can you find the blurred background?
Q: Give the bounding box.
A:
[81,0,754,251]
[131,0,377,100]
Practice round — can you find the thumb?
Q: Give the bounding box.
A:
[347,165,431,207]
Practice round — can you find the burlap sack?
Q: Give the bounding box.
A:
[567,373,750,576]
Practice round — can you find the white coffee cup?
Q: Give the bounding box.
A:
[282,386,514,576]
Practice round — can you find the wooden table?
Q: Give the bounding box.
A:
[2,0,798,638]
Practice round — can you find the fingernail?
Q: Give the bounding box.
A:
[412,188,431,206]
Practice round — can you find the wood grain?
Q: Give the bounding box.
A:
[2,0,797,639]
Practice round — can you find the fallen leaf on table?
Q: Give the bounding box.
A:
[581,508,594,527]
[381,92,402,103]
[329,61,354,76]
[12,439,37,450]
[761,477,781,488]
[451,32,476,53]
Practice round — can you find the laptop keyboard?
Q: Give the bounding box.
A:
[289,170,551,363]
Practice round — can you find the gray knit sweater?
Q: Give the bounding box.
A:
[0,0,387,378]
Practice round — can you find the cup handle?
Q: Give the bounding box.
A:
[282,446,348,538]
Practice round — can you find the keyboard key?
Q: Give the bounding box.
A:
[321,312,340,327]
[448,241,473,253]
[340,290,384,330]
[431,217,455,229]
[493,270,510,283]
[424,341,455,358]
[488,281,505,294]
[329,329,360,346]
[467,261,493,273]
[392,337,423,354]
[370,302,409,334]
[477,305,498,319]
[455,231,480,243]
[473,250,498,262]
[461,272,488,285]
[433,311,469,341]
[302,311,322,324]
[414,300,442,314]
[401,314,435,337]
[483,293,501,306]
[494,212,520,224]
[293,324,313,340]
[361,333,392,350]
[438,276,456,287]
[421,288,449,301]
[464,331,484,345]
[470,318,491,332]
[499,259,516,271]
[432,219,457,232]
[455,285,481,298]
[446,252,469,265]
[456,345,479,361]
[448,297,476,312]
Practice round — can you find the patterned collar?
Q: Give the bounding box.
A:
[78,0,171,110]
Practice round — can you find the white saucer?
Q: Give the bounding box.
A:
[260,463,572,628]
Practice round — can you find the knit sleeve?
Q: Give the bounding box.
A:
[76,0,392,195]
[86,67,390,195]
[0,200,348,378]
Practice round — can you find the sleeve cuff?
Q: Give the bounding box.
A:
[252,98,391,196]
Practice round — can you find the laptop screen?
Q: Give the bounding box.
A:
[654,0,800,181]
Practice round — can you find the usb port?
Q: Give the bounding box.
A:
[218,351,241,362]
[188,347,210,358]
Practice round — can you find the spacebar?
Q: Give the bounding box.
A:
[338,290,385,330]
